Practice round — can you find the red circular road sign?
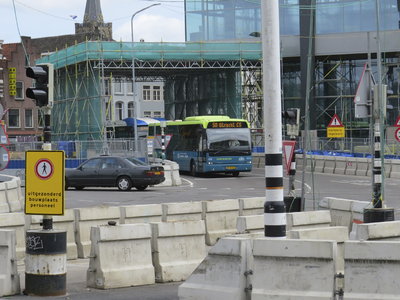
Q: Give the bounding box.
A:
[396,127,400,143]
[34,158,54,180]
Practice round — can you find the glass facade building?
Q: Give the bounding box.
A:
[186,0,400,41]
[185,0,400,141]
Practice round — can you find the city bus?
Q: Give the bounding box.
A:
[148,116,253,176]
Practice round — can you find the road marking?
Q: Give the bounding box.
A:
[104,202,120,205]
[199,188,207,190]
[181,178,193,187]
[78,200,94,203]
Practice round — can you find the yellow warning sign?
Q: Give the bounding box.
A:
[25,150,65,215]
[327,127,345,138]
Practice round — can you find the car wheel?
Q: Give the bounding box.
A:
[190,161,197,177]
[118,176,132,191]
[65,178,69,190]
[232,171,240,177]
[136,185,148,191]
[75,186,84,190]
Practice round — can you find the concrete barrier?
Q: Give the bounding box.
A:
[306,154,316,172]
[252,238,337,299]
[0,229,20,296]
[384,159,392,178]
[289,226,349,281]
[151,220,206,283]
[238,197,264,216]
[356,157,369,176]
[334,157,347,174]
[0,212,26,263]
[25,209,77,260]
[236,215,263,233]
[178,237,252,300]
[324,156,336,173]
[356,220,400,241]
[171,162,182,186]
[201,199,239,246]
[314,155,325,173]
[286,210,331,231]
[158,164,172,187]
[0,183,9,213]
[74,206,121,258]
[390,159,400,179]
[87,223,154,289]
[345,157,357,175]
[296,154,305,171]
[5,179,23,212]
[344,240,400,299]
[120,204,162,224]
[162,202,202,222]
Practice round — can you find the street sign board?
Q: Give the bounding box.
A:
[354,62,375,118]
[25,150,65,215]
[396,127,400,143]
[327,127,345,138]
[283,140,296,176]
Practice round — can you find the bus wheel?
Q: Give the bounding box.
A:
[190,161,197,177]
[232,171,240,177]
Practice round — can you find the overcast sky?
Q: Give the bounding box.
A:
[0,0,186,44]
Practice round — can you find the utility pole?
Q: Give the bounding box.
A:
[261,0,286,238]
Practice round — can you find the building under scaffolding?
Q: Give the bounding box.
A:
[36,34,400,147]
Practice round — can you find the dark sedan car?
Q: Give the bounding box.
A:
[65,156,165,191]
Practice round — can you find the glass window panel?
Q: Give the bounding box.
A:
[127,81,133,94]
[9,109,19,128]
[16,81,24,99]
[235,8,261,39]
[317,4,343,34]
[343,1,361,32]
[143,86,151,101]
[209,10,234,40]
[361,0,377,31]
[25,109,33,128]
[186,12,207,41]
[282,4,300,35]
[128,102,134,118]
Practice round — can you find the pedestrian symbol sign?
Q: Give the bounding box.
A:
[25,150,65,216]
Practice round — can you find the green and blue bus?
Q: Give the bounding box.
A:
[148,116,253,176]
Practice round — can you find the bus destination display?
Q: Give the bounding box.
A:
[208,122,248,129]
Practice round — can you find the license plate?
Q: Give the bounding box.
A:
[154,171,161,175]
[226,166,236,170]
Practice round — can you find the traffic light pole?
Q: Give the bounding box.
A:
[42,106,53,230]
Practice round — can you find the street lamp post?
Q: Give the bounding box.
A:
[131,3,160,156]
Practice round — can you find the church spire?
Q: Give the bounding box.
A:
[83,0,104,23]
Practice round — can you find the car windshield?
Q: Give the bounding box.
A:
[124,157,147,166]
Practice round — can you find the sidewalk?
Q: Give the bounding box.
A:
[6,259,181,300]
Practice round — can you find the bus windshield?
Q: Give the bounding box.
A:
[207,128,252,153]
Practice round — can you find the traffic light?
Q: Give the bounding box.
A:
[282,108,300,136]
[26,63,54,107]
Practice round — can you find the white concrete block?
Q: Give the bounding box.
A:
[0,212,26,263]
[158,164,172,186]
[171,162,182,186]
[5,179,22,212]
[26,209,77,260]
[390,159,400,179]
[0,183,9,213]
[74,206,121,258]
[87,224,154,289]
[252,238,337,299]
[162,202,202,222]
[236,215,263,233]
[345,157,357,175]
[238,197,264,216]
[344,240,400,299]
[289,226,349,275]
[356,220,400,241]
[151,220,206,283]
[286,210,331,231]
[202,199,239,246]
[356,157,369,176]
[0,229,20,296]
[178,237,252,300]
[334,156,347,174]
[306,154,316,172]
[120,204,162,224]
[324,156,336,173]
[314,155,325,173]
